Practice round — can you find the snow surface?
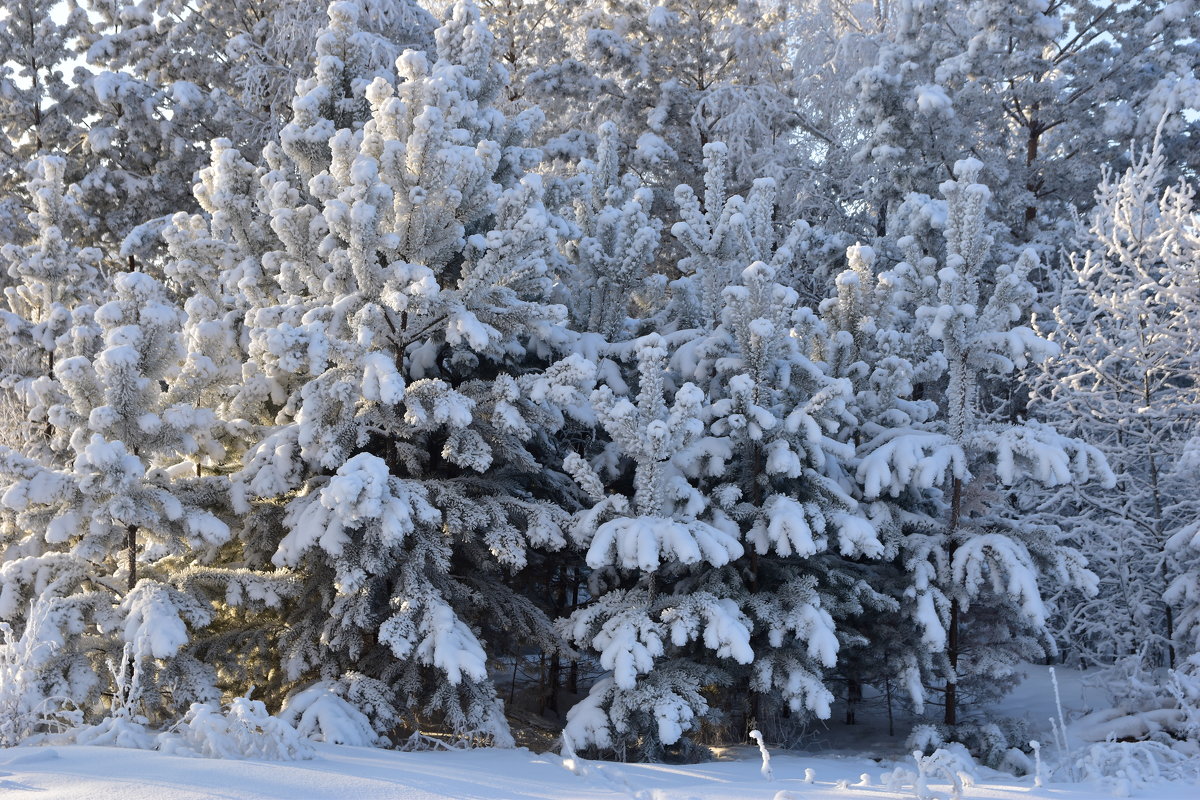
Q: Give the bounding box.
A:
[2,740,1198,800]
[2,666,1198,799]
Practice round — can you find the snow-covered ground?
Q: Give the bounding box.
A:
[1,666,1196,799]
[3,742,1197,800]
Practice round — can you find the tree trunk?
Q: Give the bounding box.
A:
[1023,117,1042,235]
[546,652,561,715]
[945,597,959,727]
[127,524,137,591]
[944,476,963,728]
[885,671,895,737]
[845,677,862,725]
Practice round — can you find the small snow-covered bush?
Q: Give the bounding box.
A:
[881,765,918,794]
[71,714,156,749]
[906,723,946,756]
[162,697,313,760]
[912,745,976,800]
[70,643,154,749]
[906,719,1033,771]
[996,746,1035,777]
[279,682,381,746]
[1089,655,1169,717]
[1075,739,1196,797]
[1074,655,1200,746]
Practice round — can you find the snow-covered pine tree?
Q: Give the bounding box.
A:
[851,0,1200,243]
[69,68,200,262]
[1035,128,1200,668]
[82,0,436,163]
[562,334,748,758]
[517,0,798,201]
[664,155,886,739]
[0,0,207,259]
[561,120,663,343]
[0,267,233,727]
[947,0,1200,239]
[818,241,946,727]
[855,158,1111,726]
[0,0,91,247]
[185,0,594,744]
[474,0,576,113]
[0,156,104,456]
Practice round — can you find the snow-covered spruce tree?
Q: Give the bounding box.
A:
[661,156,887,740]
[855,159,1110,727]
[187,1,594,744]
[1034,130,1200,668]
[688,256,890,741]
[562,335,748,759]
[561,156,869,754]
[0,269,234,729]
[817,241,947,729]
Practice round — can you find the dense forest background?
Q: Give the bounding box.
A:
[1,0,1199,766]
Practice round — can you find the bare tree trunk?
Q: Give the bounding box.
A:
[885,670,895,737]
[546,652,561,715]
[845,677,862,725]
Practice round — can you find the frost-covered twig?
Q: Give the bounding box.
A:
[1050,667,1075,782]
[749,728,773,781]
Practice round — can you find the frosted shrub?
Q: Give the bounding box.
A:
[70,644,155,749]
[1073,655,1199,746]
[912,745,976,800]
[906,723,946,756]
[880,765,918,794]
[164,697,313,760]
[0,598,80,746]
[1166,657,1200,742]
[907,719,1034,774]
[1075,740,1196,797]
[1089,655,1167,720]
[279,682,381,746]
